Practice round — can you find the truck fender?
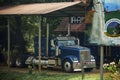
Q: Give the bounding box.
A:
[62,55,78,63]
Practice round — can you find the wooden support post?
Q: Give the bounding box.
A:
[46,23,49,57]
[100,46,104,80]
[7,17,10,71]
[81,61,85,80]
[38,16,42,73]
[80,53,85,80]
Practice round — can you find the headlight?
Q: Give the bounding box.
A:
[74,57,78,61]
[91,55,95,61]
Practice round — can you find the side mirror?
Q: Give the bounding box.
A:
[75,39,80,45]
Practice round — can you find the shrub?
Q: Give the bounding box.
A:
[103,60,120,80]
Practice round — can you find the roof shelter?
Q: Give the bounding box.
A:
[0,1,91,72]
[0,1,88,16]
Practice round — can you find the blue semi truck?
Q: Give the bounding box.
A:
[24,36,96,72]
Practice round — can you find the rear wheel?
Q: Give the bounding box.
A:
[16,57,22,67]
[15,55,28,68]
[63,59,73,72]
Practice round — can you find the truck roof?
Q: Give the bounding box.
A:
[56,36,76,40]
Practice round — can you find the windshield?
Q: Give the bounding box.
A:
[57,40,76,46]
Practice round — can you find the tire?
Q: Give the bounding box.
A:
[15,55,28,68]
[63,59,73,72]
[16,57,23,67]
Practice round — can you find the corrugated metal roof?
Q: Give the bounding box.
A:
[55,18,85,32]
[0,1,82,15]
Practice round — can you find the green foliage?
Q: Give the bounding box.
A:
[0,16,61,53]
[103,60,120,80]
[21,16,39,48]
[28,65,33,74]
[107,27,115,35]
[103,62,117,73]
[105,11,120,21]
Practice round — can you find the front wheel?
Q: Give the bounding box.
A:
[63,59,73,72]
[16,57,24,67]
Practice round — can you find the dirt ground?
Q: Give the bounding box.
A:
[0,64,102,75]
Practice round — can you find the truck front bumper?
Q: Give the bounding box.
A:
[73,61,96,71]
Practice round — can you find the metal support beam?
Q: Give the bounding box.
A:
[7,17,10,71]
[100,46,104,80]
[46,23,49,57]
[67,23,71,36]
[81,60,85,80]
[80,52,85,80]
[38,16,42,73]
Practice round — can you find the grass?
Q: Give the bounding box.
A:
[0,66,110,80]
[0,70,110,80]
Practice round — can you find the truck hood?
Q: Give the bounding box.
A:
[59,45,91,62]
[59,45,90,51]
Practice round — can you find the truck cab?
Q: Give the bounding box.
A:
[51,36,79,56]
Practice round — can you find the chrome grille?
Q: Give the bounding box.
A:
[80,50,91,61]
